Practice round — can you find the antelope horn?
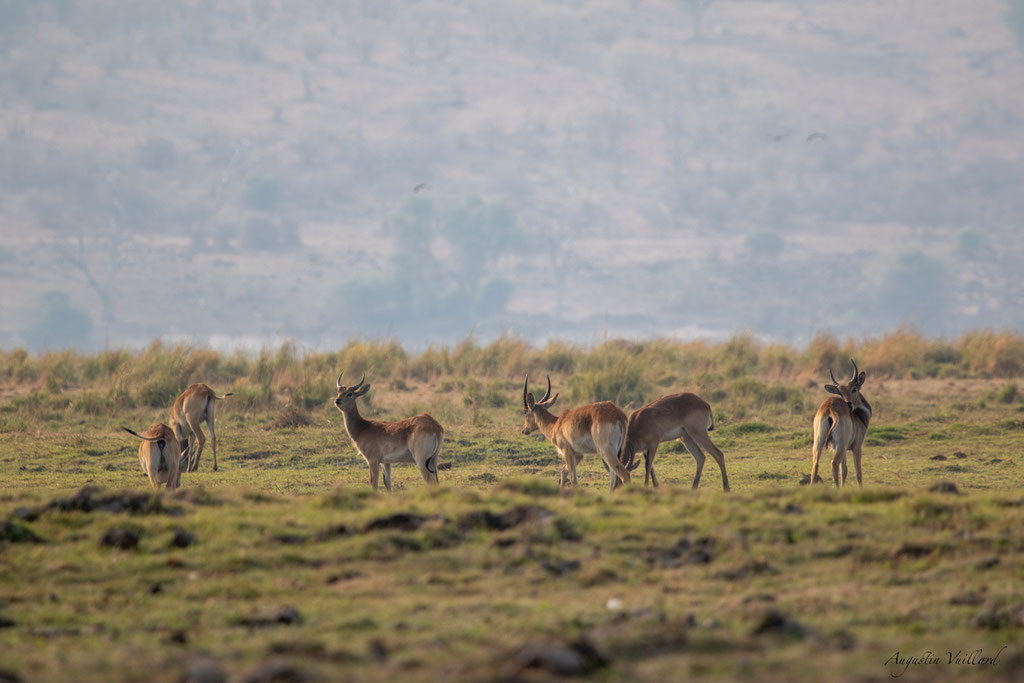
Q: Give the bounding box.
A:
[350,374,366,392]
[828,368,840,387]
[538,375,553,404]
[850,359,859,383]
[337,373,344,391]
[523,375,530,411]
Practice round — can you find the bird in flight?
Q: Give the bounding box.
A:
[806,132,827,143]
[413,183,431,193]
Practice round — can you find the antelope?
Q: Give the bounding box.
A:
[622,392,730,491]
[334,373,444,492]
[811,360,872,487]
[170,384,233,473]
[122,424,183,491]
[520,375,631,492]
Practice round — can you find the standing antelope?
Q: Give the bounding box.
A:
[334,373,444,492]
[520,375,631,492]
[622,392,730,491]
[811,360,872,487]
[122,424,183,491]
[170,383,233,473]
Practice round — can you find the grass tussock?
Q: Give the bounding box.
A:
[2,330,1024,425]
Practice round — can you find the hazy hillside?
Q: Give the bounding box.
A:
[1,0,1023,350]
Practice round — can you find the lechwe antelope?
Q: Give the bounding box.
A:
[334,373,444,492]
[122,424,183,491]
[520,375,632,491]
[811,360,872,487]
[170,384,233,473]
[622,392,730,491]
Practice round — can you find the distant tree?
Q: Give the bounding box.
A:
[24,291,93,351]
[1007,0,1024,51]
[243,176,280,212]
[136,137,177,172]
[876,251,952,334]
[675,0,716,40]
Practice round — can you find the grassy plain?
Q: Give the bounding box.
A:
[1,337,1023,681]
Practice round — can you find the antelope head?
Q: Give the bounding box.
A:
[521,374,559,434]
[823,360,867,412]
[335,373,371,411]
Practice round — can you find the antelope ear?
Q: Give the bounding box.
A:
[354,383,371,397]
[824,385,842,395]
[543,393,559,408]
[525,392,536,410]
[857,372,866,387]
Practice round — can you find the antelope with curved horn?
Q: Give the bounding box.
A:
[334,373,444,492]
[520,375,631,491]
[170,384,233,473]
[811,360,872,487]
[122,424,183,491]
[621,392,729,491]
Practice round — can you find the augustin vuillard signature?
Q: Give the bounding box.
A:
[884,647,1007,678]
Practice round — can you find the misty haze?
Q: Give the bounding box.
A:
[2,0,1023,352]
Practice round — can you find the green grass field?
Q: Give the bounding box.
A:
[2,344,1024,681]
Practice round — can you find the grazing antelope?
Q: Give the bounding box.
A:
[520,375,631,492]
[811,360,872,487]
[122,424,183,491]
[622,392,730,491]
[170,384,232,473]
[334,373,444,492]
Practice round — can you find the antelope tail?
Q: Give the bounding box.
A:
[122,426,159,442]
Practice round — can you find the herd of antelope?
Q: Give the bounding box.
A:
[121,362,872,493]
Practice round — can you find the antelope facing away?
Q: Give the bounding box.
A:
[122,424,183,491]
[334,373,444,492]
[520,375,631,492]
[170,384,233,473]
[622,392,730,491]
[811,360,872,487]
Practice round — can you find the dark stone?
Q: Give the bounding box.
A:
[100,526,141,550]
[168,629,188,644]
[953,451,968,459]
[181,658,227,683]
[0,615,15,629]
[751,610,808,639]
[891,542,935,559]
[313,524,352,541]
[271,534,307,545]
[929,481,959,494]
[171,528,196,548]
[239,659,309,683]
[539,557,581,576]
[149,583,163,595]
[950,591,986,606]
[363,513,428,532]
[0,668,23,683]
[976,557,1000,570]
[716,560,777,581]
[458,505,552,531]
[929,454,947,461]
[368,638,389,661]
[0,520,43,544]
[275,607,302,625]
[799,474,824,485]
[510,637,607,677]
[783,503,803,514]
[44,486,181,517]
[11,507,37,522]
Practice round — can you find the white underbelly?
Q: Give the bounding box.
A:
[660,425,687,441]
[378,447,414,465]
[570,434,597,453]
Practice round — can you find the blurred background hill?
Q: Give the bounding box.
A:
[1,0,1023,351]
